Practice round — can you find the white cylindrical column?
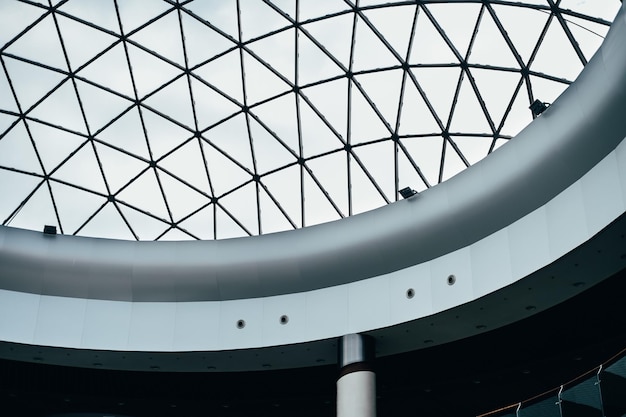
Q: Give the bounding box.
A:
[337,333,376,417]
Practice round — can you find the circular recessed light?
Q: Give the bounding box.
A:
[447,275,456,285]
[236,319,246,329]
[406,288,415,299]
[280,315,289,325]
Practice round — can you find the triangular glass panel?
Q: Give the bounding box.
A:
[203,114,254,172]
[79,202,134,240]
[400,136,443,187]
[215,204,250,239]
[491,5,550,65]
[354,69,403,131]
[362,5,416,59]
[398,75,442,135]
[0,114,19,137]
[56,14,119,70]
[299,1,351,21]
[299,95,344,158]
[450,136,492,166]
[261,164,302,228]
[563,15,609,62]
[397,144,429,193]
[158,227,195,241]
[116,1,173,35]
[351,141,395,202]
[95,142,147,194]
[249,116,297,175]
[51,143,108,194]
[143,75,195,129]
[77,43,135,98]
[117,204,169,241]
[300,78,348,140]
[305,151,348,216]
[468,7,520,68]
[180,12,237,69]
[0,2,47,49]
[426,3,481,59]
[470,69,522,131]
[96,106,150,159]
[0,170,42,225]
[219,181,259,235]
[190,77,240,131]
[49,181,107,235]
[242,50,292,105]
[184,1,239,42]
[58,0,120,34]
[4,14,67,70]
[28,121,86,173]
[441,140,467,182]
[75,80,134,133]
[349,153,388,216]
[177,204,215,240]
[300,12,354,70]
[240,0,291,41]
[7,181,59,232]
[296,27,346,87]
[29,80,87,134]
[129,11,185,67]
[0,65,19,113]
[247,27,295,84]
[303,166,342,227]
[158,138,212,194]
[258,184,296,235]
[201,140,252,197]
[531,19,585,81]
[349,83,392,145]
[249,92,300,155]
[0,121,43,174]
[412,67,460,128]
[141,107,193,160]
[529,75,568,106]
[158,171,211,223]
[127,43,182,99]
[498,80,533,137]
[409,8,459,64]
[558,0,620,23]
[266,0,295,19]
[352,14,400,71]
[2,57,66,111]
[116,169,170,221]
[448,74,492,134]
[194,50,244,105]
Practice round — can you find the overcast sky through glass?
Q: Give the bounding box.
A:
[0,0,620,240]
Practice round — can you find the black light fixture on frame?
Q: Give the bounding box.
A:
[399,187,418,199]
[529,99,549,117]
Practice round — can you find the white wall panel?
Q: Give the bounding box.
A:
[218,297,263,349]
[430,247,472,313]
[508,206,550,280]
[546,181,588,260]
[470,228,513,299]
[582,152,626,234]
[33,296,86,347]
[127,302,176,350]
[173,301,220,351]
[0,289,39,344]
[261,293,306,346]
[388,262,432,324]
[82,299,132,350]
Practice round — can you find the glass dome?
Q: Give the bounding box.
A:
[0,0,619,240]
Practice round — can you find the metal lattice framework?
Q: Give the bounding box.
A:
[0,0,618,240]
